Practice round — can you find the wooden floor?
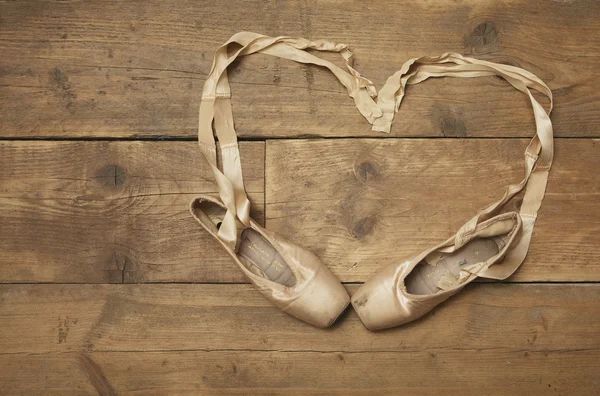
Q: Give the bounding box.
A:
[1,1,599,394]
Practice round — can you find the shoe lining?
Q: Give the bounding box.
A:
[238,229,296,287]
[405,237,505,295]
[193,200,296,287]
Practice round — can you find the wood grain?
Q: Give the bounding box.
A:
[0,141,264,283]
[266,138,600,282]
[0,283,598,395]
[1,1,598,394]
[3,139,598,283]
[0,0,598,138]
[1,350,598,396]
[1,284,597,353]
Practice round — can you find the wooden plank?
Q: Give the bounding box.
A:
[0,284,599,394]
[1,350,598,395]
[0,141,264,283]
[2,139,597,283]
[266,138,600,282]
[1,284,598,354]
[0,0,598,138]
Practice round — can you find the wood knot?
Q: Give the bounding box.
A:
[352,217,375,240]
[95,165,127,188]
[354,160,379,182]
[465,22,499,54]
[51,68,77,108]
[52,68,71,89]
[105,250,134,283]
[432,104,468,137]
[440,114,467,137]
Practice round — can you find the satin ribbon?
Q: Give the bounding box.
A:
[199,32,381,247]
[198,33,553,276]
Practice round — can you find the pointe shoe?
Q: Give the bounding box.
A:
[191,195,350,328]
[351,212,522,331]
[194,33,553,331]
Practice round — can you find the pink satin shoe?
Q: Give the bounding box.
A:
[191,195,350,328]
[193,33,554,331]
[352,213,522,330]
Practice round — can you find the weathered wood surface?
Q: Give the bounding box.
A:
[0,141,264,283]
[1,1,599,394]
[2,350,598,396]
[266,138,600,282]
[1,0,599,138]
[2,139,598,283]
[0,284,598,395]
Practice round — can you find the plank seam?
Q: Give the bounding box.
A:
[1,347,599,356]
[264,140,267,228]
[0,136,597,142]
[1,281,598,285]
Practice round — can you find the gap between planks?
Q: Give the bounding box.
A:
[0,136,599,142]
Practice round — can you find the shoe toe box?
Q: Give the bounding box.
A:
[285,266,350,328]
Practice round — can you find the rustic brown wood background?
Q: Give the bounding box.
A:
[1,1,599,395]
